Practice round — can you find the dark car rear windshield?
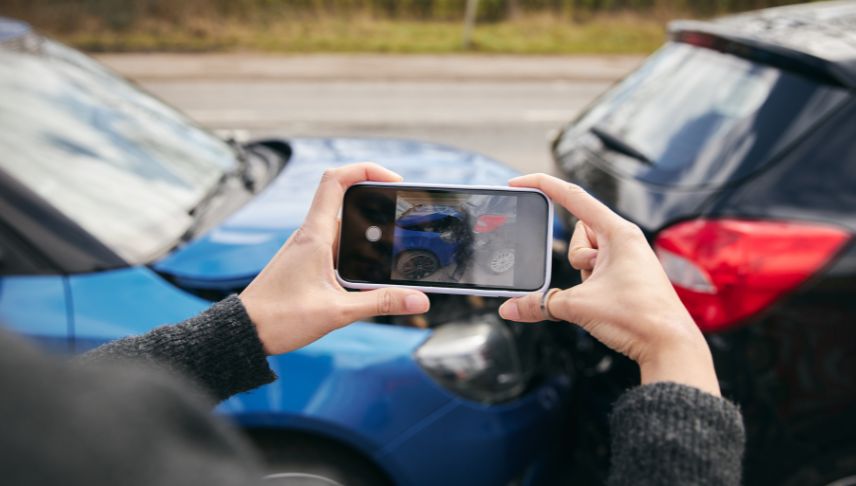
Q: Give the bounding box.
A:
[556,42,849,188]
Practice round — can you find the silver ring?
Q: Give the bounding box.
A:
[540,288,560,321]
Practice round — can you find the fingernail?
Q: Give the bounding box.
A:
[499,302,520,321]
[405,293,429,314]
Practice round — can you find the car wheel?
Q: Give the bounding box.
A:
[781,449,856,486]
[253,432,392,486]
[487,248,515,274]
[396,250,440,279]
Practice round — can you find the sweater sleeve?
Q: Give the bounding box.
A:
[81,295,276,401]
[607,382,745,486]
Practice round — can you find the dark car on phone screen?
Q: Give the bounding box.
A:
[550,1,856,485]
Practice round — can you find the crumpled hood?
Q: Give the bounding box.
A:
[153,137,519,289]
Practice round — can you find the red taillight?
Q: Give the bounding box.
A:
[474,215,508,234]
[655,219,850,333]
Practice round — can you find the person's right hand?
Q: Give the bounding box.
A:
[498,174,720,396]
[239,163,430,356]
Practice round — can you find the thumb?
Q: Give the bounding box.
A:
[344,288,430,322]
[500,288,583,323]
[499,291,549,323]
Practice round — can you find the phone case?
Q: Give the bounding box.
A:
[335,182,554,298]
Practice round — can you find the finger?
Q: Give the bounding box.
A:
[499,292,548,323]
[343,288,430,322]
[508,173,623,234]
[571,220,599,250]
[570,248,598,272]
[584,221,598,245]
[569,220,596,257]
[569,221,598,272]
[410,315,429,329]
[305,162,403,244]
[332,217,341,265]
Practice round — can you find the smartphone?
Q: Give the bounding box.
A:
[336,182,553,297]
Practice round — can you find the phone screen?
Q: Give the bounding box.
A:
[338,184,551,293]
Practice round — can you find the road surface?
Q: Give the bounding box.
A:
[97,54,643,174]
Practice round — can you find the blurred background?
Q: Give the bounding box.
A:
[3,0,818,173]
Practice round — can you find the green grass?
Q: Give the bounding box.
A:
[49,14,666,54]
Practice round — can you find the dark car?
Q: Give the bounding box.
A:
[551,1,856,485]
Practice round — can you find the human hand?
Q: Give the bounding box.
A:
[239,163,430,355]
[498,174,720,396]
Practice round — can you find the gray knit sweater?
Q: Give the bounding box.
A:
[0,296,744,485]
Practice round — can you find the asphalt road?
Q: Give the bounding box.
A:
[97,54,643,174]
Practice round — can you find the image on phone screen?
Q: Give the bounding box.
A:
[392,192,517,286]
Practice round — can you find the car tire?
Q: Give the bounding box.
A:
[781,449,856,486]
[252,431,392,486]
[396,250,440,280]
[485,247,515,274]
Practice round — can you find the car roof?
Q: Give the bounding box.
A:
[398,205,463,226]
[670,1,856,89]
[0,18,31,44]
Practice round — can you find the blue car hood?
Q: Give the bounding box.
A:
[153,138,519,288]
[398,206,464,227]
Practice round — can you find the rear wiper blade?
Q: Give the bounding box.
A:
[590,126,652,165]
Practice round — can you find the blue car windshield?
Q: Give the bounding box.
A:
[0,35,237,262]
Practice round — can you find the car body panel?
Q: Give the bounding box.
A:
[153,138,519,289]
[218,323,443,453]
[394,206,466,268]
[0,275,70,352]
[56,262,574,486]
[375,376,571,485]
[393,227,458,267]
[68,267,210,347]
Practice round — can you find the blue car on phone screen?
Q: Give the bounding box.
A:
[393,205,466,280]
[0,19,574,486]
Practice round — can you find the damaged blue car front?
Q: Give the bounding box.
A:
[0,18,573,486]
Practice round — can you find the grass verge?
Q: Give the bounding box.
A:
[45,14,666,54]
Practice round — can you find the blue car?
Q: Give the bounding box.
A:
[0,19,573,485]
[393,205,466,280]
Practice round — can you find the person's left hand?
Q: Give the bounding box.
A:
[239,163,430,355]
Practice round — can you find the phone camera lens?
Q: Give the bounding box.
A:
[365,226,382,242]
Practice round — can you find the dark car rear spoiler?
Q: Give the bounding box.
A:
[669,20,856,90]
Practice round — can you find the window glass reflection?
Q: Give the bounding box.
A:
[0,36,236,261]
[560,42,845,186]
